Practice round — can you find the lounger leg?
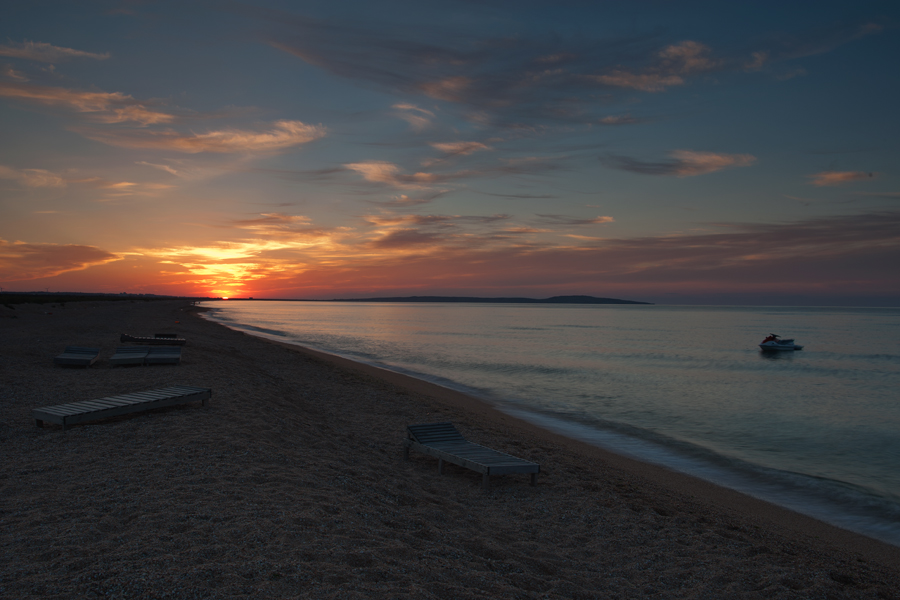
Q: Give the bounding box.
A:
[404,445,409,460]
[482,473,490,491]
[438,458,443,475]
[530,473,537,486]
[35,418,43,428]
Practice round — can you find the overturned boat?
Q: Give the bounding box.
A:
[759,334,803,351]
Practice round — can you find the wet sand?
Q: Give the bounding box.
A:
[1,299,898,599]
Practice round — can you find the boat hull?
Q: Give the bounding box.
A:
[759,342,803,351]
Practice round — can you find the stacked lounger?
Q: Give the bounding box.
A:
[54,346,101,368]
[110,346,149,366]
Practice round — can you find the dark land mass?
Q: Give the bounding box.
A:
[323,295,652,305]
[0,292,216,306]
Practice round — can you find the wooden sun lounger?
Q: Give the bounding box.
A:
[109,346,149,366]
[120,333,186,345]
[54,346,101,368]
[145,346,182,365]
[33,385,211,430]
[404,422,540,490]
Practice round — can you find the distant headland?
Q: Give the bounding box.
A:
[323,295,652,305]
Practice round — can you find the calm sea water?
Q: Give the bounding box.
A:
[201,301,900,546]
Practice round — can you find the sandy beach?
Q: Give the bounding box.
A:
[1,299,898,599]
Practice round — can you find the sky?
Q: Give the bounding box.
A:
[1,0,898,305]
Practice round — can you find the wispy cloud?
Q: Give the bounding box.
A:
[429,141,491,157]
[70,210,899,299]
[603,150,756,177]
[0,41,110,62]
[77,120,326,154]
[535,214,614,225]
[2,64,28,81]
[227,213,337,241]
[589,41,719,92]
[392,103,435,130]
[344,157,561,191]
[808,171,875,186]
[850,192,900,199]
[265,19,725,126]
[0,238,120,281]
[345,161,440,189]
[0,164,176,197]
[599,114,640,126]
[371,191,449,207]
[0,82,175,125]
[0,165,66,187]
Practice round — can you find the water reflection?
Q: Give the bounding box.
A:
[759,350,798,361]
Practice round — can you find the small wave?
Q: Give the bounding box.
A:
[499,406,900,547]
[200,313,287,338]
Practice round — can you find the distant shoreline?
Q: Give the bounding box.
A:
[245,295,653,305]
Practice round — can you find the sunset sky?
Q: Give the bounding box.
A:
[1,1,898,304]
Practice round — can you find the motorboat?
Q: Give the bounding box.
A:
[759,334,803,351]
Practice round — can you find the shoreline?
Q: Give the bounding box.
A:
[198,306,900,569]
[3,299,898,598]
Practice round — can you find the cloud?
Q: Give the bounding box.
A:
[2,64,28,81]
[603,150,756,177]
[227,213,337,241]
[372,191,449,207]
[344,156,564,192]
[136,161,180,176]
[265,19,731,127]
[418,76,473,102]
[363,213,511,227]
[77,120,326,154]
[483,192,558,199]
[808,171,875,186]
[0,165,66,187]
[578,41,719,92]
[345,161,442,189]
[99,210,900,300]
[767,23,882,62]
[0,41,110,62]
[250,210,900,300]
[429,141,491,156]
[262,10,887,133]
[0,82,175,125]
[0,238,120,281]
[599,114,640,126]
[535,214,614,225]
[851,192,900,199]
[68,177,175,197]
[744,51,768,71]
[392,103,434,130]
[0,165,174,195]
[369,228,444,249]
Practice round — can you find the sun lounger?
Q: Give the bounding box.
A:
[109,346,149,366]
[33,385,211,430]
[145,346,182,365]
[404,422,540,490]
[54,346,101,368]
[120,333,186,345]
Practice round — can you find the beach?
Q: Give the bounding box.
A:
[1,300,898,599]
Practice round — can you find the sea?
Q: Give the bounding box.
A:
[200,301,900,546]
